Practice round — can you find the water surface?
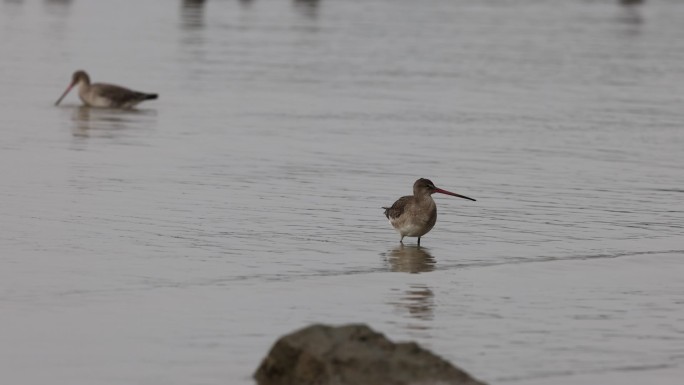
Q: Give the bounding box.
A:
[1,1,683,384]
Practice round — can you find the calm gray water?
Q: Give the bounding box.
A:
[1,0,684,384]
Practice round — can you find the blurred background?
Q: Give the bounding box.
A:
[1,1,683,384]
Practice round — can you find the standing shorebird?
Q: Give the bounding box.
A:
[383,178,475,246]
[54,70,158,109]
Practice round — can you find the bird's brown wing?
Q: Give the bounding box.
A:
[383,195,412,220]
[93,83,153,107]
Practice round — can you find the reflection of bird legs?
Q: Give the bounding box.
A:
[387,245,436,273]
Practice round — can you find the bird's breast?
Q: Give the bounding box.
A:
[390,198,437,237]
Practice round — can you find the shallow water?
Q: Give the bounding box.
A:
[1,0,683,384]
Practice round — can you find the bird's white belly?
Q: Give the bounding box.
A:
[83,95,111,108]
[389,217,433,237]
[79,89,112,108]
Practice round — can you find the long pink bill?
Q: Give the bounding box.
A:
[54,82,75,106]
[434,187,476,201]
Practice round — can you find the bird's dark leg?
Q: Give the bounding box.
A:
[400,235,404,244]
[417,237,421,246]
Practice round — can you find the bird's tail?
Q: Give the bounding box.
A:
[382,207,390,219]
[144,93,158,100]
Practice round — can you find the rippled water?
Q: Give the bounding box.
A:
[1,1,684,384]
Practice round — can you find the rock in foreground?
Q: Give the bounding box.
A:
[254,323,487,385]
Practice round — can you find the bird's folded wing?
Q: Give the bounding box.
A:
[384,196,411,220]
[94,83,148,104]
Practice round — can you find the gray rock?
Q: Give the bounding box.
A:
[254,323,487,385]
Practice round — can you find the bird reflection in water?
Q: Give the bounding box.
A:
[44,0,72,5]
[619,0,644,5]
[384,246,436,330]
[394,284,435,323]
[385,245,436,274]
[71,107,95,137]
[181,0,205,29]
[71,107,118,138]
[70,106,156,139]
[43,0,72,27]
[616,0,644,26]
[293,0,320,19]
